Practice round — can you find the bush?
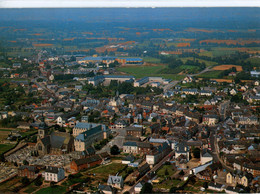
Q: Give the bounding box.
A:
[21,177,30,185]
[50,181,56,188]
[34,177,43,186]
[110,145,120,155]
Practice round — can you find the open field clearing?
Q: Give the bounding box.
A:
[116,64,185,80]
[33,43,53,47]
[180,57,217,67]
[197,70,223,78]
[213,65,242,71]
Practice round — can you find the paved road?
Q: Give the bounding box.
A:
[127,150,174,194]
[187,66,213,77]
[218,100,230,121]
[163,80,179,92]
[210,128,234,173]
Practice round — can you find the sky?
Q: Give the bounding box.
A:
[0,0,260,8]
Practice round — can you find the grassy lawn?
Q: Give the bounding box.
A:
[89,163,126,175]
[0,143,16,154]
[197,70,223,78]
[143,57,161,63]
[24,184,38,193]
[36,186,66,194]
[153,179,182,190]
[157,165,175,177]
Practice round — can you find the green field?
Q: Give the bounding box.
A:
[89,163,126,175]
[36,186,66,194]
[143,57,161,63]
[116,65,185,80]
[197,70,223,78]
[246,57,260,67]
[0,144,15,154]
[180,57,217,67]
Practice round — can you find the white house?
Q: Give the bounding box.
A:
[107,175,124,189]
[208,182,224,192]
[44,166,65,182]
[201,150,213,165]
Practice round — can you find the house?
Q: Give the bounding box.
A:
[201,149,213,165]
[98,184,116,194]
[200,90,212,96]
[208,182,224,192]
[202,115,219,126]
[175,142,190,161]
[107,175,124,189]
[122,154,135,164]
[134,181,145,193]
[229,89,237,95]
[126,126,143,137]
[70,154,102,171]
[225,186,243,194]
[182,76,194,84]
[18,165,38,179]
[226,171,253,187]
[44,166,65,182]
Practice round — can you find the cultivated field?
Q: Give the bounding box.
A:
[212,65,243,71]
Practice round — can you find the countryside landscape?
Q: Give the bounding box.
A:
[0,7,259,194]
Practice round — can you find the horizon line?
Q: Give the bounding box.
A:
[0,0,260,8]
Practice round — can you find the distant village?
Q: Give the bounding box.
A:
[0,52,259,194]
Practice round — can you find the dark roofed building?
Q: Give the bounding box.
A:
[36,131,74,155]
[70,154,102,171]
[18,165,38,179]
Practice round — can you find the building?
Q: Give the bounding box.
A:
[70,155,102,171]
[250,70,260,78]
[36,131,74,155]
[116,58,143,65]
[44,166,65,182]
[74,124,109,152]
[107,175,124,189]
[208,182,224,192]
[73,122,107,137]
[88,75,135,86]
[18,165,38,179]
[201,149,213,165]
[126,126,143,137]
[226,172,253,187]
[202,115,219,126]
[133,76,170,87]
[175,142,190,161]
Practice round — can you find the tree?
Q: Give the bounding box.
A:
[165,168,169,176]
[140,183,153,194]
[179,170,184,176]
[170,186,177,193]
[14,162,18,167]
[0,154,5,162]
[192,148,201,159]
[110,145,120,155]
[21,177,30,185]
[34,177,43,186]
[50,181,56,188]
[203,182,208,189]
[23,160,29,165]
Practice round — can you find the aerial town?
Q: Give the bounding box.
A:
[0,7,259,194]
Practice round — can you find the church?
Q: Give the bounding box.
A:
[35,119,74,155]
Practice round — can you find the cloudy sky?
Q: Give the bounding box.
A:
[0,0,259,8]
